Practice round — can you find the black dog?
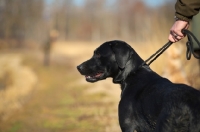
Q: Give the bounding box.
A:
[77,40,200,132]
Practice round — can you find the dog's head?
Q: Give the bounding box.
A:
[77,40,143,83]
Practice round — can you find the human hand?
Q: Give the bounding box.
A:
[168,20,189,43]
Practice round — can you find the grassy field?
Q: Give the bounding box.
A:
[0,43,121,132]
[0,40,199,132]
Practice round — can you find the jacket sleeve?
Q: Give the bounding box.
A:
[175,0,200,21]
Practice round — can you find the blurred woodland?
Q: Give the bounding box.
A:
[0,0,176,49]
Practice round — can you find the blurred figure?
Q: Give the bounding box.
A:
[43,30,59,66]
[168,0,200,43]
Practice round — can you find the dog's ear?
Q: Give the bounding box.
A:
[110,41,132,69]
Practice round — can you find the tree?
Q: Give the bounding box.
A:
[0,0,44,47]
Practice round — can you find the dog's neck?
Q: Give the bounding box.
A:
[113,52,154,97]
[113,52,144,84]
[120,64,153,97]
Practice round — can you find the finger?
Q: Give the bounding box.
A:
[170,31,182,41]
[173,29,184,37]
[185,24,189,29]
[171,34,179,42]
[175,21,189,37]
[170,30,176,36]
[169,30,178,42]
[176,36,182,40]
[168,34,176,43]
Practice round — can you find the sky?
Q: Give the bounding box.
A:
[46,0,169,8]
[72,0,168,7]
[142,0,167,7]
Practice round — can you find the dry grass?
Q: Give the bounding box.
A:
[0,55,37,121]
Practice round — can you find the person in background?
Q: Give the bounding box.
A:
[168,0,200,43]
[43,30,59,66]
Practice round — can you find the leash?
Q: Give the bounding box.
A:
[182,29,200,60]
[141,29,200,67]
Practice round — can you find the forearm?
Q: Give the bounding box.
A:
[175,0,200,21]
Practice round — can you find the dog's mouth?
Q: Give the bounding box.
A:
[85,72,104,82]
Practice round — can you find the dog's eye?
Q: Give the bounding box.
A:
[95,52,101,58]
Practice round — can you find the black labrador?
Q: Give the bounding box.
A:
[77,40,200,132]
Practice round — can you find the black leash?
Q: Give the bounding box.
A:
[141,41,173,66]
[141,29,200,68]
[182,29,200,60]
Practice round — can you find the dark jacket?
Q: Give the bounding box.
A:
[175,0,200,21]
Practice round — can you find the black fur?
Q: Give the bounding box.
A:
[77,40,200,132]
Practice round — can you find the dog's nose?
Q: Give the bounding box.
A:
[77,65,83,72]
